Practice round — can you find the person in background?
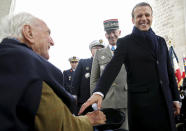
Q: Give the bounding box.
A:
[0,12,106,131]
[63,56,79,94]
[90,19,128,130]
[72,40,105,114]
[79,2,181,131]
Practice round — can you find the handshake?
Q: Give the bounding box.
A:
[79,94,105,126]
[86,110,106,126]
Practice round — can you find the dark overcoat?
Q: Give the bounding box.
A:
[95,34,180,131]
[72,58,92,105]
[0,38,76,130]
[63,69,74,93]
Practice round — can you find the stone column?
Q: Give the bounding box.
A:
[152,0,186,70]
[0,0,15,19]
[184,0,186,38]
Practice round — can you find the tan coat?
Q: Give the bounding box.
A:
[35,82,93,131]
[90,46,127,108]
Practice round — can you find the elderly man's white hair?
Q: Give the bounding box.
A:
[0,12,37,42]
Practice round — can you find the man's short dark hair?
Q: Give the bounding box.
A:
[131,2,153,18]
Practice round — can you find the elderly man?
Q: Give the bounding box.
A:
[0,12,105,131]
[79,2,181,131]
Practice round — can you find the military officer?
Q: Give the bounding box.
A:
[90,19,128,130]
[63,56,79,94]
[72,39,105,114]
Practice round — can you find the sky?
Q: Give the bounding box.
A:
[14,0,151,71]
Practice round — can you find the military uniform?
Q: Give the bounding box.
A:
[63,69,75,93]
[63,56,79,94]
[91,19,128,130]
[90,46,128,129]
[72,58,93,113]
[72,40,105,114]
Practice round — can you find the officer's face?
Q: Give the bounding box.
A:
[132,6,153,31]
[70,61,78,69]
[91,46,104,56]
[105,29,121,46]
[30,19,54,60]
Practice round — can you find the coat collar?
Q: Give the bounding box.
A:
[130,34,158,59]
[1,38,32,50]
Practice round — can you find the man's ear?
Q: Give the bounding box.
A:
[118,30,121,36]
[105,33,108,39]
[22,25,34,44]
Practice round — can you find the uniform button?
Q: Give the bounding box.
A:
[160,80,163,84]
[157,60,159,64]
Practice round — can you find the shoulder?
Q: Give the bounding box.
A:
[156,35,167,46]
[6,43,43,67]
[96,47,109,55]
[63,69,70,74]
[79,58,91,63]
[118,34,132,43]
[157,35,166,42]
[97,47,107,52]
[117,34,132,47]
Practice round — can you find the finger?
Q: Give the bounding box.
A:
[78,102,88,115]
[174,108,180,116]
[78,100,93,115]
[176,107,180,115]
[97,98,102,110]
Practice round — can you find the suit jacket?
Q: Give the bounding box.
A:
[94,34,180,131]
[72,58,92,104]
[90,46,127,108]
[63,69,74,93]
[35,82,93,131]
[0,38,76,130]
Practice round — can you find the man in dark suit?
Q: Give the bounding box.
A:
[0,12,106,131]
[72,40,105,114]
[79,2,181,131]
[63,56,79,94]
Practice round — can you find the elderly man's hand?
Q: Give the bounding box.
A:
[78,94,103,115]
[86,110,106,126]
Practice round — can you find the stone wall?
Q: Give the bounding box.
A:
[184,0,186,37]
[152,0,186,70]
[0,0,15,19]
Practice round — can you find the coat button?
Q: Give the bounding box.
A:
[157,60,159,64]
[160,80,163,84]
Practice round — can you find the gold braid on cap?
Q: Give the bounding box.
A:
[99,39,103,43]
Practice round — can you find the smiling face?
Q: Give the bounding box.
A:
[31,19,54,59]
[132,5,153,31]
[105,29,121,46]
[21,18,54,60]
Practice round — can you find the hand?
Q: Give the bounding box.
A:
[173,101,181,116]
[78,94,103,115]
[86,110,106,126]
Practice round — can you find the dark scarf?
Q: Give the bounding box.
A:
[132,26,158,53]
